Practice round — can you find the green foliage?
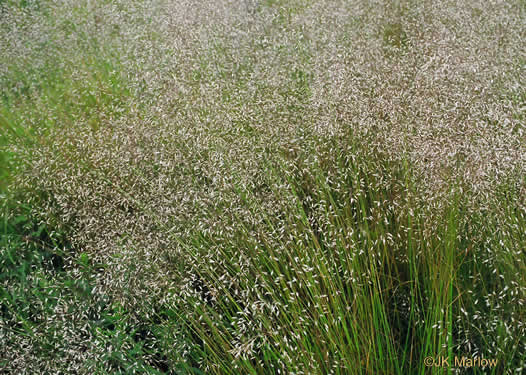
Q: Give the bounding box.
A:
[383,22,408,49]
[0,0,40,9]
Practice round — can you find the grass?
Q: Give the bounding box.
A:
[1,0,525,374]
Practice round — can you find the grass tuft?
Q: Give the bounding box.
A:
[1,0,525,373]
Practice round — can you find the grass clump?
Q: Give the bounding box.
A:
[1,0,525,373]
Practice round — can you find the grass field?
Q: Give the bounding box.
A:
[1,0,525,373]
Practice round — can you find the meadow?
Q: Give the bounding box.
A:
[1,0,525,373]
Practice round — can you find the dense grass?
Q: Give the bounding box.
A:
[1,0,525,374]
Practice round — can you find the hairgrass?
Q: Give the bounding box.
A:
[1,0,525,373]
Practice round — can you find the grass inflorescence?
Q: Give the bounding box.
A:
[1,0,525,373]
